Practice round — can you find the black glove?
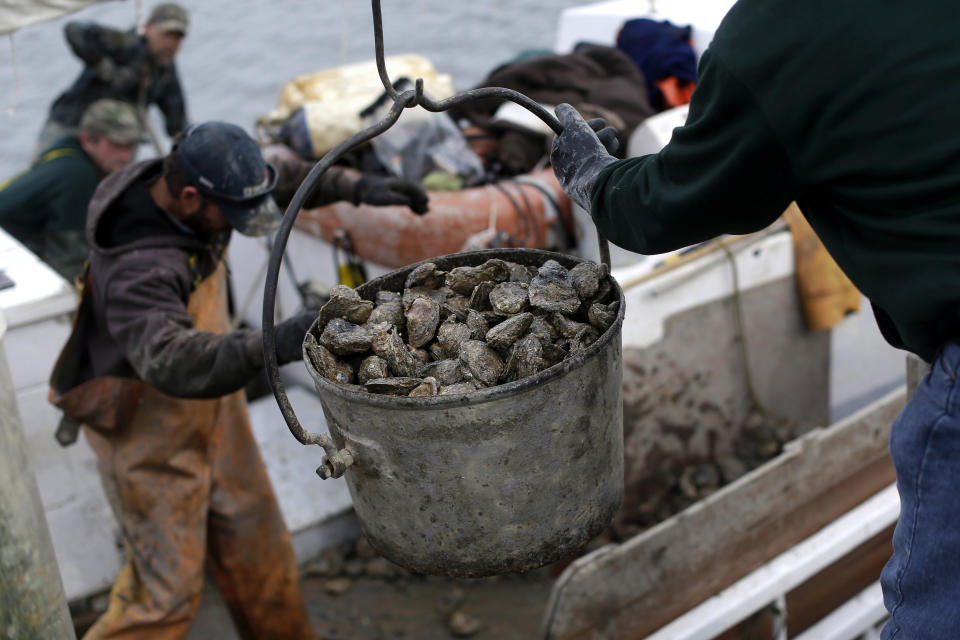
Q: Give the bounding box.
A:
[95,57,140,93]
[550,103,620,212]
[274,311,317,365]
[353,174,429,214]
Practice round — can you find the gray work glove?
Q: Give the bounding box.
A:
[550,103,620,212]
[94,57,140,93]
[354,174,430,214]
[274,311,318,364]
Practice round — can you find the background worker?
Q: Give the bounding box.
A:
[265,142,430,214]
[38,2,189,154]
[0,99,139,280]
[549,0,960,637]
[49,122,318,639]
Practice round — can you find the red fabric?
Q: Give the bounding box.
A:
[656,77,696,108]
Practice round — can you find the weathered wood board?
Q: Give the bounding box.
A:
[540,387,905,639]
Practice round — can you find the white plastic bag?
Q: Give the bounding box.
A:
[364,80,486,187]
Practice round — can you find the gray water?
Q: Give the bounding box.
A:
[0,0,592,178]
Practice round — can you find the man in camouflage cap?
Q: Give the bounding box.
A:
[37,2,189,153]
[1,99,140,280]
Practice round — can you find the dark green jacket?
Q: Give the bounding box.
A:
[590,0,960,361]
[0,135,100,280]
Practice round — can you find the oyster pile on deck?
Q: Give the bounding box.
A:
[304,258,619,397]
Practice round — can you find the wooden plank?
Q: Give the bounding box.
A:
[711,522,894,640]
[640,484,897,640]
[786,525,894,635]
[540,388,905,640]
[794,581,886,640]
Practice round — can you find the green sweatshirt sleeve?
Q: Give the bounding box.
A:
[41,157,100,234]
[0,150,98,268]
[589,49,799,255]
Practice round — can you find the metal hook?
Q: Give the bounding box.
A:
[372,0,398,100]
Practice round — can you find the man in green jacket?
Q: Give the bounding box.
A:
[0,99,140,280]
[550,0,960,637]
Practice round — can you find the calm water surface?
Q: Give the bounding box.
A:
[0,0,595,177]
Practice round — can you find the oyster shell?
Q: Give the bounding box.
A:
[528,260,580,314]
[439,381,479,395]
[564,325,600,354]
[364,377,424,396]
[408,377,439,397]
[480,310,502,327]
[549,312,590,339]
[436,320,472,359]
[468,281,494,312]
[319,318,373,356]
[588,300,619,333]
[442,296,470,321]
[370,325,420,377]
[409,346,431,364]
[526,315,558,344]
[405,297,441,348]
[445,259,511,295]
[465,309,489,341]
[318,285,374,329]
[485,312,534,350]
[542,341,569,367]
[306,343,355,385]
[459,340,504,387]
[489,282,529,316]
[569,262,602,301]
[358,355,390,385]
[366,291,404,328]
[504,334,546,382]
[404,262,445,290]
[507,261,533,284]
[376,290,401,305]
[403,286,447,310]
[418,359,465,386]
[592,277,614,305]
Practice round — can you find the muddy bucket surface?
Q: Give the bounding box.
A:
[304,249,624,577]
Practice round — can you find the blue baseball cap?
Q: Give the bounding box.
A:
[175,122,281,236]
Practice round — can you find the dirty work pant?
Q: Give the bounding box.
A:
[81,388,314,640]
[881,341,960,639]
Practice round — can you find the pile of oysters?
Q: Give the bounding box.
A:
[304,258,620,397]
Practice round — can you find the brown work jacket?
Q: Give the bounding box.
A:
[49,160,265,435]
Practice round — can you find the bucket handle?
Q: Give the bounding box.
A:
[262,0,613,477]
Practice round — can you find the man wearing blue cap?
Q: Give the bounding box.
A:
[48,122,318,639]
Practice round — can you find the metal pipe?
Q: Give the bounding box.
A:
[0,312,75,640]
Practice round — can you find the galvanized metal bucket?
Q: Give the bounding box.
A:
[302,248,624,577]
